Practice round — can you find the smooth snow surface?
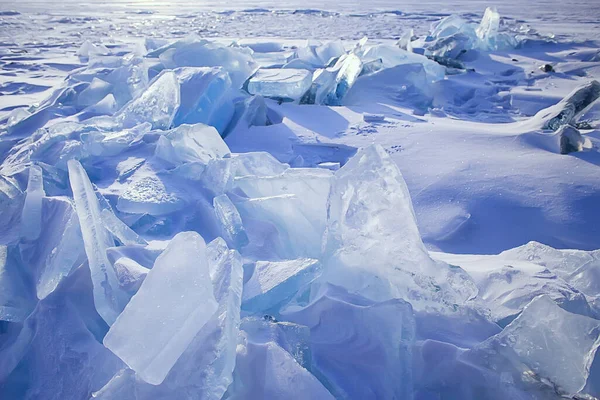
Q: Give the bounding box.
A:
[1,2,600,400]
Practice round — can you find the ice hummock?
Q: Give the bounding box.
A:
[247,69,313,102]
[424,7,520,58]
[319,144,474,310]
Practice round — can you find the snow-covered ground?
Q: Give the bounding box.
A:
[1,1,600,400]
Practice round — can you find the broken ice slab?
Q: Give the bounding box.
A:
[213,194,249,249]
[233,167,332,245]
[116,175,184,216]
[151,37,257,89]
[361,44,445,82]
[223,95,270,136]
[283,283,415,399]
[77,77,112,108]
[95,239,243,399]
[77,40,110,59]
[242,258,322,314]
[0,175,23,244]
[293,40,346,68]
[476,7,499,48]
[35,198,85,300]
[538,80,600,131]
[233,194,323,259]
[116,70,180,130]
[0,245,35,322]
[171,67,235,133]
[247,69,313,101]
[80,123,152,158]
[81,93,118,117]
[154,123,230,167]
[68,159,129,326]
[0,288,125,400]
[112,257,148,295]
[304,53,363,106]
[321,145,472,309]
[239,317,312,368]
[201,152,289,195]
[104,231,218,385]
[20,164,44,241]
[100,209,147,246]
[432,251,593,325]
[226,328,335,400]
[480,295,600,398]
[500,241,600,303]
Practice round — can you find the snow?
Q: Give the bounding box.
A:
[0,1,600,399]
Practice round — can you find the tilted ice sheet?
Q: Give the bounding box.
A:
[68,159,128,325]
[103,231,218,385]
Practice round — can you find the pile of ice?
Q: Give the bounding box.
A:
[1,8,600,400]
[422,6,521,59]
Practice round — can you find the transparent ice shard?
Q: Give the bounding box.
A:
[227,327,334,400]
[500,241,600,303]
[103,231,218,385]
[151,36,257,89]
[0,175,23,244]
[305,54,363,105]
[100,209,147,246]
[68,159,128,325]
[36,199,85,300]
[116,70,180,130]
[213,194,249,249]
[247,69,313,101]
[242,258,321,314]
[0,245,35,322]
[233,167,332,251]
[112,257,148,295]
[171,67,235,133]
[224,95,270,136]
[20,164,44,241]
[479,295,600,398]
[0,284,125,400]
[233,194,322,259]
[476,7,500,49]
[95,238,243,399]
[202,152,288,195]
[320,145,472,310]
[83,93,118,116]
[283,283,415,399]
[77,77,112,108]
[155,123,230,167]
[362,44,445,82]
